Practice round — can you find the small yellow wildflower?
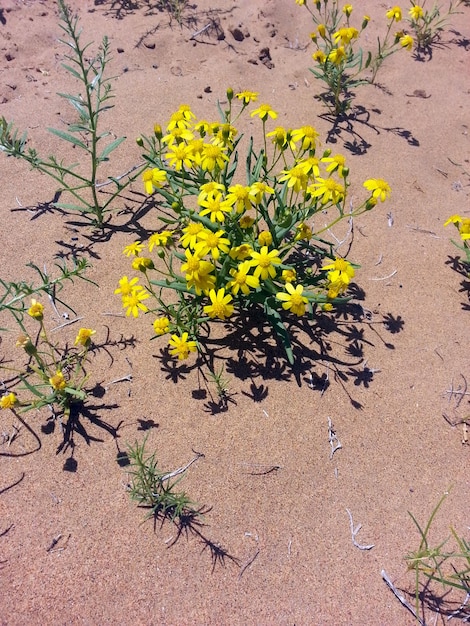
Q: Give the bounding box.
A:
[0,392,17,410]
[444,215,470,240]
[409,4,424,20]
[298,156,321,178]
[226,184,252,213]
[153,317,170,336]
[123,241,144,257]
[250,104,278,122]
[200,143,229,172]
[313,50,326,64]
[323,257,355,296]
[132,257,155,272]
[148,230,173,251]
[258,230,273,247]
[317,24,326,38]
[291,125,320,152]
[28,299,44,320]
[239,215,255,229]
[282,268,297,283]
[165,143,195,170]
[278,165,309,192]
[363,178,391,202]
[203,288,235,320]
[249,181,275,204]
[277,283,309,316]
[309,177,345,204]
[400,34,414,50]
[333,27,358,45]
[199,193,233,223]
[227,262,260,296]
[50,370,67,391]
[198,181,226,204]
[195,229,231,260]
[168,332,197,360]
[322,154,347,176]
[229,244,253,261]
[74,328,96,347]
[248,246,282,280]
[142,168,166,194]
[114,276,143,297]
[295,222,312,241]
[342,4,353,17]
[236,91,259,105]
[180,222,205,249]
[161,126,194,146]
[386,6,402,21]
[122,289,150,318]
[328,46,346,65]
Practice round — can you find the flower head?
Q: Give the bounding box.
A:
[28,299,44,320]
[386,6,402,21]
[278,165,308,193]
[282,269,297,283]
[444,215,470,240]
[409,4,424,20]
[50,370,67,391]
[291,125,320,152]
[199,193,233,223]
[323,257,355,297]
[142,168,167,194]
[309,177,345,204]
[328,46,346,65]
[342,4,353,17]
[180,222,205,249]
[400,34,413,50]
[200,143,229,172]
[250,104,278,122]
[203,288,235,320]
[195,229,231,260]
[165,143,195,170]
[153,317,170,336]
[168,332,197,360]
[148,230,173,251]
[114,276,142,297]
[132,257,155,272]
[248,246,282,280]
[123,241,144,257]
[122,289,150,317]
[333,27,358,45]
[74,328,96,347]
[363,178,391,202]
[226,184,252,213]
[227,261,260,296]
[276,283,308,316]
[236,91,259,105]
[0,392,17,410]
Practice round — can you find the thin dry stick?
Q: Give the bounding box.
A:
[328,417,342,460]
[160,450,204,482]
[381,569,426,626]
[346,509,374,550]
[51,317,83,332]
[369,269,398,281]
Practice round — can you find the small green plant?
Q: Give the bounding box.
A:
[207,365,233,409]
[0,260,96,421]
[444,213,470,270]
[405,493,470,620]
[126,437,201,522]
[0,0,146,227]
[115,90,391,380]
[296,1,413,115]
[407,1,463,52]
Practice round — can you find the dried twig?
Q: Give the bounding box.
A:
[328,417,342,460]
[369,269,398,281]
[381,569,426,626]
[346,509,374,550]
[160,450,205,482]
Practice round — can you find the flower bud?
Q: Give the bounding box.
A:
[318,23,326,38]
[226,87,234,102]
[136,136,144,147]
[153,124,163,140]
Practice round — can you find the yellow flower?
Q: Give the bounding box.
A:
[322,153,347,176]
[291,125,320,152]
[132,257,155,272]
[298,156,320,177]
[122,289,150,317]
[229,244,253,260]
[74,328,96,347]
[249,181,275,204]
[236,91,259,104]
[114,276,142,297]
[165,143,195,170]
[317,23,326,38]
[187,269,216,296]
[282,268,297,283]
[166,105,195,130]
[386,6,402,21]
[333,27,358,45]
[295,0,306,5]
[444,215,470,240]
[250,104,278,121]
[342,4,353,17]
[195,229,231,260]
[199,193,233,223]
[248,246,282,280]
[123,241,144,257]
[278,165,308,192]
[0,392,17,410]
[400,34,413,50]
[168,332,197,360]
[309,177,345,204]
[194,119,211,137]
[153,317,170,336]
[28,299,44,320]
[363,178,391,202]
[313,50,326,64]
[258,230,273,247]
[266,126,295,151]
[295,222,312,241]
[200,143,229,172]
[238,215,255,229]
[409,4,424,20]
[276,283,308,316]
[180,222,205,249]
[328,46,346,65]
[50,370,67,391]
[203,288,235,320]
[198,181,225,203]
[323,258,355,295]
[227,261,260,296]
[148,230,173,251]
[142,168,166,194]
[226,184,252,213]
[162,126,194,146]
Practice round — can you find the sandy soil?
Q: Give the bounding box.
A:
[0,1,469,624]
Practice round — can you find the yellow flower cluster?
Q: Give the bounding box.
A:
[444,215,470,241]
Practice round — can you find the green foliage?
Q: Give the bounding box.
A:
[407,1,463,51]
[0,0,146,227]
[127,438,200,522]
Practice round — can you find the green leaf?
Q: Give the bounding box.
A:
[53,202,91,213]
[60,64,83,80]
[264,298,294,365]
[98,136,126,161]
[47,127,89,150]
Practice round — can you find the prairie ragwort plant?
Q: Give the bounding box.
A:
[0,260,96,421]
[0,0,146,227]
[115,90,391,368]
[296,1,414,114]
[407,1,463,52]
[444,214,470,269]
